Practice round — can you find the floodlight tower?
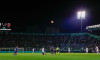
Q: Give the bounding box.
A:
[77,10,86,32]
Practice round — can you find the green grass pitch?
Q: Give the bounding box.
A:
[0,53,100,60]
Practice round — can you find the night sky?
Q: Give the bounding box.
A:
[0,0,100,33]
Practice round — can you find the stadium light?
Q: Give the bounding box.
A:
[77,11,85,19]
[77,10,86,32]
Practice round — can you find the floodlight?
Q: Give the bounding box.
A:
[77,11,85,19]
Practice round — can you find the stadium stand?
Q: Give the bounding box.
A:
[0,33,100,53]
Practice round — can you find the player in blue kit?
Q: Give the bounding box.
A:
[54,48,56,54]
[14,46,18,56]
[50,46,54,54]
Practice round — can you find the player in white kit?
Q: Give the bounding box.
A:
[68,47,70,53]
[32,48,35,53]
[96,46,99,54]
[42,48,45,55]
[86,47,88,53]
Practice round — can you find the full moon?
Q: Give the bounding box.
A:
[51,20,54,23]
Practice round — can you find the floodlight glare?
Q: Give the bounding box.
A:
[77,10,86,33]
[77,11,85,19]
